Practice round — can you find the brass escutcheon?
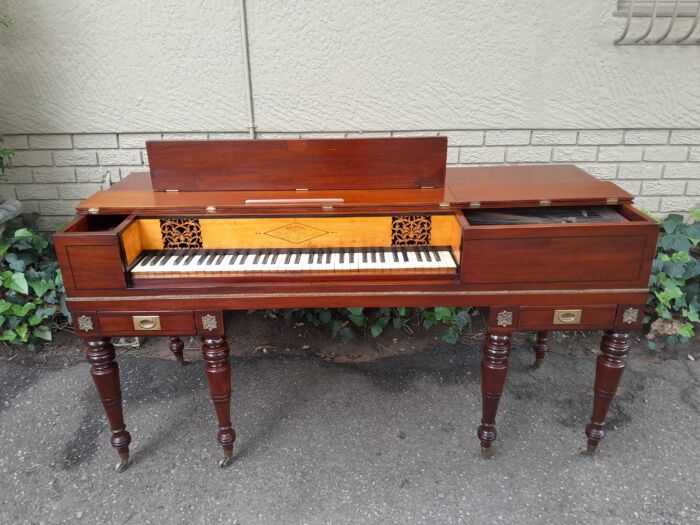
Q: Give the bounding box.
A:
[132,315,161,331]
[553,309,582,325]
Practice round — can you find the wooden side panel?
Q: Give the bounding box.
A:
[66,245,127,290]
[146,137,447,191]
[432,214,463,264]
[120,220,143,264]
[461,235,647,284]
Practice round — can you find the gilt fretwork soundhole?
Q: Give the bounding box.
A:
[160,218,203,249]
[391,215,432,246]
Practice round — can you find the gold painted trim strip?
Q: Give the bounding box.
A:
[67,288,651,302]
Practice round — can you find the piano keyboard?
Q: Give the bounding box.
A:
[130,246,457,277]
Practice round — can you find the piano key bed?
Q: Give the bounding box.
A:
[129,246,458,278]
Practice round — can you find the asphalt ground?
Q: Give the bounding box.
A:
[1,342,699,524]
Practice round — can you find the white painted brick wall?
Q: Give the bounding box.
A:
[2,128,700,230]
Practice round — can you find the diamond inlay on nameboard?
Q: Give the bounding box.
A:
[263,222,329,244]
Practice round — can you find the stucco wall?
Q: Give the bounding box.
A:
[1,1,699,225]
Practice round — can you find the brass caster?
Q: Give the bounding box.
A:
[580,444,598,457]
[115,454,130,473]
[219,451,234,469]
[480,446,493,459]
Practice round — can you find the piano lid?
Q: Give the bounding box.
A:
[146,137,448,192]
[76,164,633,215]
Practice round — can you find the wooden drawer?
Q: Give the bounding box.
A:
[98,310,196,336]
[517,305,617,331]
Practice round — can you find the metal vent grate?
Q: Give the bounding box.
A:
[615,0,700,44]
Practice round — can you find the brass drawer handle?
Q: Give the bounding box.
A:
[553,309,582,325]
[133,315,161,331]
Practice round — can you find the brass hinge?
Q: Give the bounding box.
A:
[88,207,99,215]
[295,188,309,192]
[420,186,435,189]
[165,189,179,193]
[439,202,450,209]
[322,204,334,211]
[205,205,216,213]
[539,199,551,207]
[469,201,481,209]
[606,197,619,205]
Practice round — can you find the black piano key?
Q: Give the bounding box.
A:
[392,248,399,262]
[148,253,162,266]
[253,251,262,264]
[350,250,355,264]
[362,251,368,263]
[379,250,385,263]
[425,248,433,262]
[215,253,226,265]
[415,249,423,262]
[271,252,279,264]
[159,252,172,265]
[294,252,302,265]
[432,247,442,261]
[174,252,186,265]
[401,248,409,262]
[139,254,154,266]
[285,252,293,264]
[184,251,196,264]
[325,250,332,264]
[339,250,345,264]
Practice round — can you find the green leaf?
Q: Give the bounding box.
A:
[0,329,16,342]
[347,307,364,316]
[13,228,33,239]
[5,272,28,294]
[682,307,700,323]
[441,327,459,344]
[348,314,365,327]
[0,301,11,314]
[10,302,35,317]
[15,323,28,342]
[370,323,384,337]
[434,307,453,321]
[28,279,52,298]
[32,325,52,341]
[396,307,406,316]
[678,323,695,339]
[660,233,691,252]
[318,309,331,324]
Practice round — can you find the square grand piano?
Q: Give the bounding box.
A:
[54,137,658,471]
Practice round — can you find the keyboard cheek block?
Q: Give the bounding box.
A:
[53,137,658,471]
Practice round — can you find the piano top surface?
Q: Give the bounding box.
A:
[76,165,633,214]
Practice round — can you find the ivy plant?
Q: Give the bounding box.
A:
[0,228,68,350]
[264,306,475,344]
[646,209,700,347]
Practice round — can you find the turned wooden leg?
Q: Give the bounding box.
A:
[169,337,186,365]
[202,337,236,468]
[584,331,631,455]
[85,338,131,472]
[533,331,548,368]
[477,332,512,457]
